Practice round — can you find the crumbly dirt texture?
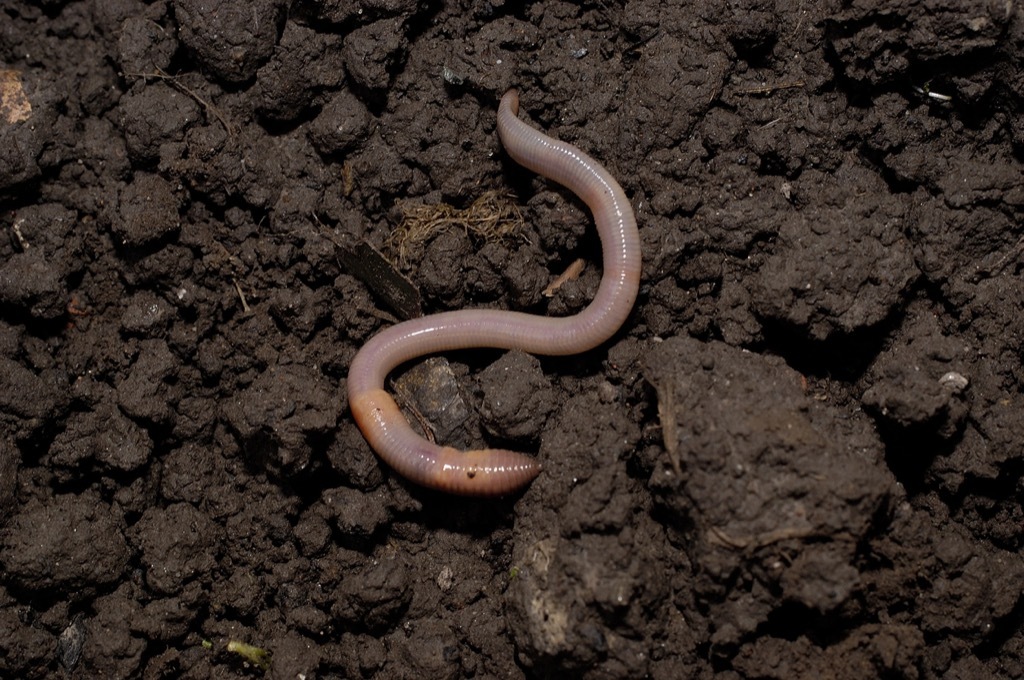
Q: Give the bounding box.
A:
[1,1,1023,678]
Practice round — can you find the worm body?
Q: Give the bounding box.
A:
[347,89,641,496]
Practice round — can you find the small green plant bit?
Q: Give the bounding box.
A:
[227,640,271,671]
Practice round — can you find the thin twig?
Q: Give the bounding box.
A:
[122,67,236,135]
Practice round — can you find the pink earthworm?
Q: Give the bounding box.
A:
[346,89,641,496]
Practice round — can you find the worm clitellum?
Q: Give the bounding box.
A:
[347,89,641,496]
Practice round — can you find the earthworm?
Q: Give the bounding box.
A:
[346,89,641,496]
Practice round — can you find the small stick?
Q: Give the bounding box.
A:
[11,219,29,250]
[122,67,236,135]
[543,258,586,297]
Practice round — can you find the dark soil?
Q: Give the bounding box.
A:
[1,0,1023,678]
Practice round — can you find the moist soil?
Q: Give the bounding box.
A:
[1,1,1023,678]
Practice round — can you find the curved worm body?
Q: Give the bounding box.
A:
[346,90,641,496]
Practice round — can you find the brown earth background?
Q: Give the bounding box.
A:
[1,0,1024,678]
